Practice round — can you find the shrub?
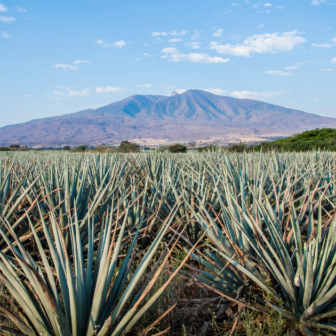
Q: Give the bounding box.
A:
[74,145,88,151]
[0,147,11,151]
[63,146,71,150]
[227,142,248,153]
[118,141,140,153]
[227,142,258,152]
[9,144,20,150]
[257,128,336,152]
[167,144,187,153]
[197,145,217,153]
[94,144,117,153]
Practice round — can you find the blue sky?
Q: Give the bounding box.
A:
[0,0,335,127]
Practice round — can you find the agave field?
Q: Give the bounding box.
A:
[0,150,336,336]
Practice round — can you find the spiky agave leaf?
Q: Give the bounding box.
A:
[183,181,336,334]
[0,199,181,336]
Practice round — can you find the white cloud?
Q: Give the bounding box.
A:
[174,89,187,94]
[285,62,302,70]
[332,57,336,63]
[264,3,272,6]
[169,38,182,42]
[258,24,265,28]
[231,3,239,5]
[204,88,228,95]
[320,68,333,71]
[0,31,10,38]
[185,42,201,49]
[95,86,126,93]
[63,89,91,98]
[162,47,178,54]
[136,84,153,88]
[276,5,284,8]
[53,64,78,71]
[230,90,287,99]
[14,6,26,12]
[96,39,111,47]
[152,31,169,36]
[172,30,187,36]
[0,4,7,11]
[143,53,151,57]
[312,43,333,47]
[0,15,16,22]
[209,30,306,57]
[331,37,336,43]
[151,30,187,37]
[73,60,92,64]
[311,0,331,4]
[313,98,321,102]
[191,30,201,40]
[114,40,127,48]
[265,70,293,76]
[49,87,91,99]
[213,29,224,37]
[161,48,229,64]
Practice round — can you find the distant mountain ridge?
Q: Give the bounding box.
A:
[1,89,336,147]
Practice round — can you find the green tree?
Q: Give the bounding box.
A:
[63,146,71,150]
[95,144,117,153]
[255,128,336,152]
[9,144,21,150]
[118,141,140,153]
[167,143,187,153]
[228,142,248,153]
[197,145,217,152]
[74,145,88,151]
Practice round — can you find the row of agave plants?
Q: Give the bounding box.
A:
[0,149,335,335]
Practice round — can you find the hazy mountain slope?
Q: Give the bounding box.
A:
[92,94,168,117]
[0,89,335,147]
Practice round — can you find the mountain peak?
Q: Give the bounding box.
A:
[1,89,336,147]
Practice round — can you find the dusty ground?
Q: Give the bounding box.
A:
[129,132,292,147]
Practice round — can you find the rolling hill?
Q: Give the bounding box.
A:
[1,89,336,147]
